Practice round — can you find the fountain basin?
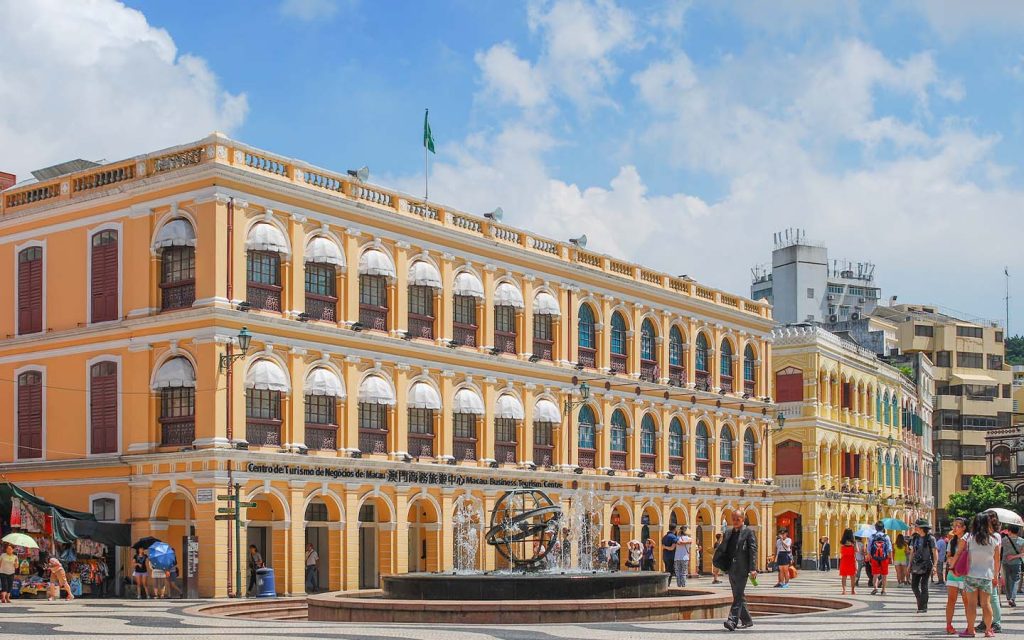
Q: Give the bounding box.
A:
[383,571,668,600]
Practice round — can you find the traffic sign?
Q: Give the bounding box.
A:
[214,514,235,521]
[217,495,233,501]
[238,502,258,508]
[217,508,236,514]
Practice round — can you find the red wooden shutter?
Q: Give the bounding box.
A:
[775,368,803,403]
[90,362,118,454]
[775,440,803,475]
[17,372,42,459]
[18,249,42,334]
[91,232,118,322]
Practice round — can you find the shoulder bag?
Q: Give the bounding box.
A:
[952,537,971,578]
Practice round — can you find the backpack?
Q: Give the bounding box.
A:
[910,534,935,575]
[869,533,889,563]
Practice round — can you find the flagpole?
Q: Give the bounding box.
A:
[425,143,429,201]
[1006,267,1010,335]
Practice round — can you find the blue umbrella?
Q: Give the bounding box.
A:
[855,525,876,538]
[147,541,177,570]
[881,517,909,531]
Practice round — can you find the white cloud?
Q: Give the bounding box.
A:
[474,44,549,109]
[279,0,339,21]
[908,0,1024,40]
[0,0,247,179]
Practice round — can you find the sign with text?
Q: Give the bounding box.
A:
[196,488,214,504]
[245,462,563,490]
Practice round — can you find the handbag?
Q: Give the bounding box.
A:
[952,538,971,577]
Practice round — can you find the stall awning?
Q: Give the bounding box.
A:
[305,236,345,267]
[453,272,485,298]
[0,482,129,546]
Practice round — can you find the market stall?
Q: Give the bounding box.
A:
[0,481,130,598]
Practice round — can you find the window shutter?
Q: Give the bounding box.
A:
[90,364,118,454]
[18,250,43,334]
[17,374,42,459]
[91,233,118,322]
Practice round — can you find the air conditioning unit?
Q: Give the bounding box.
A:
[859,297,866,303]
[827,294,835,301]
[829,314,838,322]
[851,312,860,320]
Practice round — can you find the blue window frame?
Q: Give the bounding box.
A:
[610,313,627,356]
[610,410,627,452]
[743,345,756,382]
[696,421,709,459]
[641,414,656,455]
[720,427,733,462]
[669,327,684,367]
[641,320,656,361]
[719,340,733,377]
[695,334,709,372]
[578,405,596,449]
[669,418,683,457]
[743,429,756,464]
[578,304,596,350]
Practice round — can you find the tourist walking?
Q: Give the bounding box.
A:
[47,557,74,601]
[820,536,832,572]
[936,533,948,585]
[950,512,1001,637]
[974,510,1004,634]
[132,547,149,599]
[909,518,938,613]
[838,529,856,595]
[712,533,723,584]
[855,535,872,588]
[1001,525,1022,607]
[775,528,793,588]
[305,542,320,592]
[894,534,909,586]
[673,526,692,587]
[945,518,969,635]
[247,544,264,595]
[642,538,656,571]
[715,509,758,632]
[661,524,678,574]
[868,522,893,595]
[0,543,17,603]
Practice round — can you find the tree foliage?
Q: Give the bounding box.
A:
[1006,334,1024,365]
[945,475,1015,520]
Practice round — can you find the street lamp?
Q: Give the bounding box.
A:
[563,377,590,415]
[219,327,252,371]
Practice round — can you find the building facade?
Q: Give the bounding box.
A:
[750,231,881,325]
[0,135,776,597]
[986,426,1024,502]
[771,324,934,568]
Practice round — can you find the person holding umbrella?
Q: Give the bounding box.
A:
[147,542,177,599]
[0,543,18,603]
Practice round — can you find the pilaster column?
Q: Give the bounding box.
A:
[342,358,361,451]
[439,253,454,342]
[393,242,411,335]
[395,491,410,574]
[482,265,496,350]
[288,350,305,450]
[521,384,535,465]
[287,484,306,595]
[522,276,535,357]
[394,365,410,456]
[287,215,305,315]
[343,230,361,325]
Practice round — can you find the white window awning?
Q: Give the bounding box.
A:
[453,272,484,298]
[408,260,442,288]
[453,388,485,415]
[153,219,196,249]
[245,359,291,392]
[495,394,525,420]
[305,236,345,267]
[305,367,345,397]
[246,222,290,256]
[494,282,524,308]
[534,398,561,423]
[359,374,396,405]
[358,248,396,278]
[408,381,442,410]
[951,372,997,385]
[533,291,560,316]
[152,357,196,389]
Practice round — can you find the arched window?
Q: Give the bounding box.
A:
[695,333,710,390]
[577,405,597,469]
[743,345,756,395]
[494,394,523,464]
[640,319,658,382]
[245,359,289,447]
[885,453,892,486]
[695,421,709,476]
[408,261,441,340]
[155,218,196,311]
[304,367,344,451]
[17,246,43,335]
[155,357,196,447]
[720,426,734,477]
[669,327,685,386]
[640,414,656,472]
[610,312,628,374]
[494,282,523,355]
[993,446,1012,477]
[533,399,560,467]
[89,361,118,454]
[743,429,756,479]
[246,223,287,311]
[408,381,441,458]
[532,292,559,362]
[668,418,684,474]
[90,230,118,323]
[358,248,395,332]
[304,237,344,323]
[775,367,803,403]
[610,409,628,470]
[453,272,483,347]
[453,387,483,461]
[719,340,734,392]
[17,371,43,459]
[893,456,901,487]
[358,374,394,454]
[577,304,597,368]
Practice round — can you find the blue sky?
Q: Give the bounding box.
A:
[2,0,1023,333]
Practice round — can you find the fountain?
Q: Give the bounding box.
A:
[451,495,482,573]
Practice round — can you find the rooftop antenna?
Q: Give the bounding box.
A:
[1005,267,1010,334]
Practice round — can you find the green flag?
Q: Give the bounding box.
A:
[423,109,435,154]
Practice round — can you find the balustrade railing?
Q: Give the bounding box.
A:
[610,353,627,374]
[246,421,281,447]
[669,456,683,474]
[669,365,686,387]
[696,459,709,477]
[578,448,596,469]
[248,283,282,311]
[720,462,733,478]
[640,360,659,382]
[305,425,337,450]
[160,282,195,310]
[408,314,435,340]
[453,323,477,347]
[495,330,517,354]
[305,294,337,322]
[5,183,60,208]
[720,374,734,393]
[533,445,554,467]
[578,347,597,369]
[744,464,755,480]
[744,380,755,396]
[610,452,627,470]
[454,437,477,461]
[359,429,388,455]
[532,338,553,361]
[640,454,656,472]
[695,371,711,391]
[359,305,388,331]
[160,420,194,446]
[495,442,517,464]
[408,434,435,458]
[152,147,203,173]
[73,164,134,192]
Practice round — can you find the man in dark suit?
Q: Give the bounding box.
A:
[714,509,758,631]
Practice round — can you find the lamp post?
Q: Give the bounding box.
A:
[219,326,252,371]
[219,326,251,598]
[563,378,590,468]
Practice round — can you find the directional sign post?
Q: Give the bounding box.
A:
[238,502,258,509]
[217,495,234,501]
[214,514,235,521]
[217,507,236,514]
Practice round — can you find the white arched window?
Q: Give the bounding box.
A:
[408,261,441,340]
[154,219,196,311]
[494,282,523,355]
[453,272,484,347]
[305,237,344,322]
[358,249,395,332]
[154,357,196,446]
[408,381,442,458]
[533,398,561,467]
[494,394,524,463]
[358,374,395,454]
[453,387,484,461]
[304,367,344,450]
[532,291,560,361]
[244,359,289,446]
[246,223,289,312]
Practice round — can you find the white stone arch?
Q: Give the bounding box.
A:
[608,498,633,523]
[357,488,396,523]
[245,214,292,259]
[606,402,632,429]
[575,295,604,326]
[638,312,660,337]
[302,486,346,523]
[453,490,485,515]
[452,261,484,282]
[407,491,443,520]
[244,352,292,395]
[149,485,200,520]
[608,304,633,331]
[243,485,292,523]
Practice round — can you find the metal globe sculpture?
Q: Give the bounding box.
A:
[485,489,562,570]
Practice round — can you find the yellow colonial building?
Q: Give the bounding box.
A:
[0,134,776,597]
[770,324,935,568]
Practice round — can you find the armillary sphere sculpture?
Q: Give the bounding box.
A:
[485,488,562,570]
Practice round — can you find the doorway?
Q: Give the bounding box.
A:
[305,500,330,592]
[358,503,378,588]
